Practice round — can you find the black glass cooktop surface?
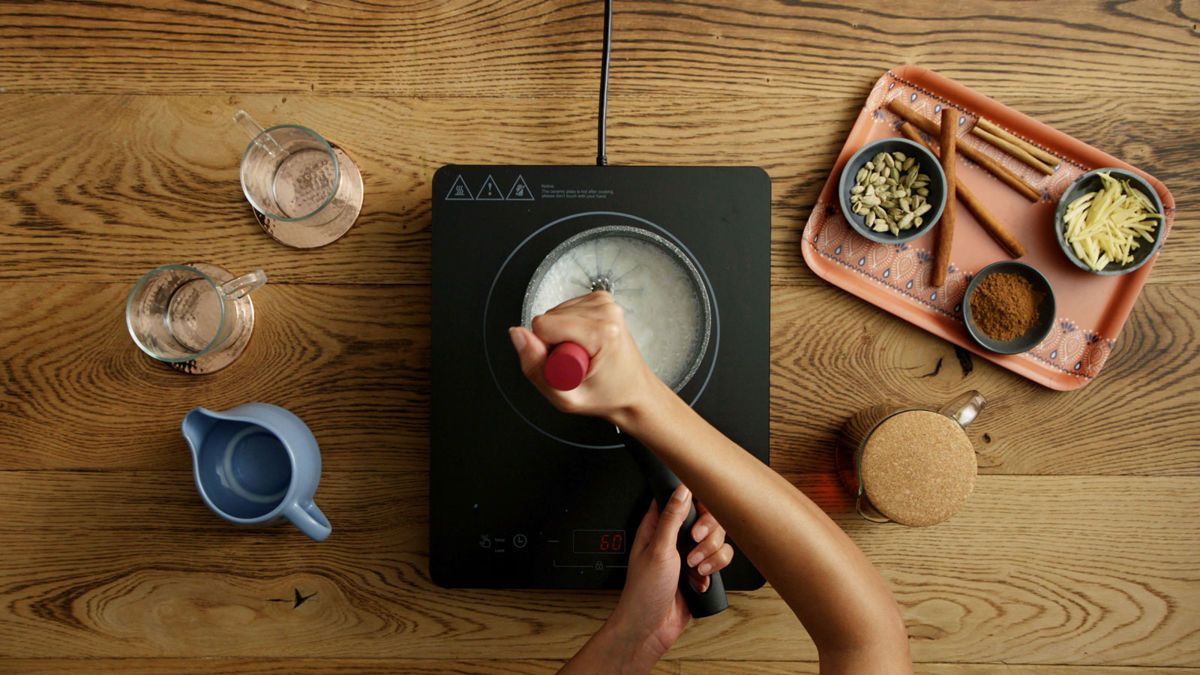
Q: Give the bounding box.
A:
[431,165,769,590]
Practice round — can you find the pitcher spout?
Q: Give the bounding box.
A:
[181,407,220,460]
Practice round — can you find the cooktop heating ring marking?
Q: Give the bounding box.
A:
[484,210,720,450]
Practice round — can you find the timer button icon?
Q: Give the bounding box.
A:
[513,533,528,549]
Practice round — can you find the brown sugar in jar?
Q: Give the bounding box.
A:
[969,272,1042,341]
[835,392,985,527]
[858,410,977,527]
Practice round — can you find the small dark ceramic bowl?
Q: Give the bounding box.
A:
[838,137,947,245]
[1053,168,1164,275]
[962,261,1055,355]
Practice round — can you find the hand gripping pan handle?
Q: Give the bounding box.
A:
[544,343,728,618]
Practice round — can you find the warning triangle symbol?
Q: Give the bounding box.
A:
[477,175,504,200]
[506,175,534,201]
[445,175,473,200]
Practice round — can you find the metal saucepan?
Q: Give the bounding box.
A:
[522,225,726,618]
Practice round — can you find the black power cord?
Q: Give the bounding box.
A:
[597,0,613,166]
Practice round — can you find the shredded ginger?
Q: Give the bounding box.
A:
[1062,171,1161,272]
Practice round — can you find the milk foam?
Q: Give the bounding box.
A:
[528,234,704,389]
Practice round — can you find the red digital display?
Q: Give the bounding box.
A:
[572,530,626,554]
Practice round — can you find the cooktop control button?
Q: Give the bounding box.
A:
[513,533,528,549]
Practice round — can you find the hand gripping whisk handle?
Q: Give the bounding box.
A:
[543,340,729,617]
[545,342,590,391]
[544,338,729,619]
[625,434,729,618]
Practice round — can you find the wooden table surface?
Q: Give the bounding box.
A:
[2,1,1198,672]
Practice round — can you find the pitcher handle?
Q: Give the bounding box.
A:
[220,270,267,301]
[285,501,332,542]
[234,110,286,158]
[939,390,986,428]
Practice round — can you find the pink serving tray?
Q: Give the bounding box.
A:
[801,65,1176,391]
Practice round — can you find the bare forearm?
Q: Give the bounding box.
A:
[616,383,911,669]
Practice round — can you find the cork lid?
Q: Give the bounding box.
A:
[860,410,977,526]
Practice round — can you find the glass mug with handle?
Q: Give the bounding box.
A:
[235,110,359,236]
[126,264,266,363]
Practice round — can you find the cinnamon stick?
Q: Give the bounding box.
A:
[886,99,1041,202]
[899,122,1027,259]
[975,117,1060,169]
[955,176,1028,259]
[972,125,1055,175]
[932,108,957,287]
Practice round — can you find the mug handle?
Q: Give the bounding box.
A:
[939,390,986,428]
[234,110,287,158]
[285,501,332,542]
[220,270,268,301]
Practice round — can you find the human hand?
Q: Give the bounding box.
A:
[685,498,734,592]
[606,484,734,660]
[509,291,668,427]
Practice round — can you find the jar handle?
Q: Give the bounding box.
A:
[855,495,892,524]
[939,390,986,428]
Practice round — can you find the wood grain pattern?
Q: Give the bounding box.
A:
[0,660,680,675]
[0,282,430,472]
[1,472,1197,666]
[2,0,1199,672]
[0,1,1197,100]
[3,661,1196,674]
[3,281,1196,476]
[769,283,1200,476]
[0,93,1195,285]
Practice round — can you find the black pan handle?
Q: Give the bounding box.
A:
[623,434,728,618]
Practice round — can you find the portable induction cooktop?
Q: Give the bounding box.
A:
[431,164,770,591]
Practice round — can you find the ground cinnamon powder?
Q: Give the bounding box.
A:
[969,272,1041,341]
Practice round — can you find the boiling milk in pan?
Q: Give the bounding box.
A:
[523,226,712,391]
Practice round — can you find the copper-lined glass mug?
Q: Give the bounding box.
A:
[835,391,985,527]
[235,110,358,227]
[126,264,266,363]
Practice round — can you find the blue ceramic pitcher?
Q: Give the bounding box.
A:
[182,403,331,541]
